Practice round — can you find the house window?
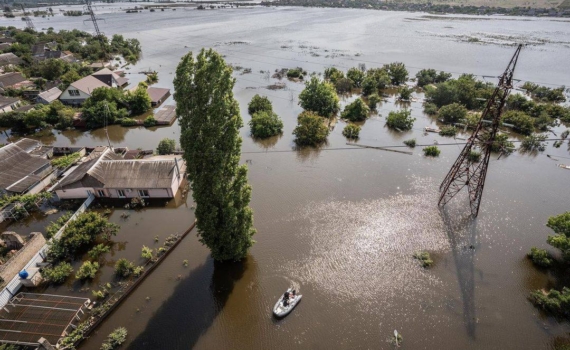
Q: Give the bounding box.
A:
[97,190,106,197]
[69,89,80,96]
[138,190,149,197]
[117,190,126,198]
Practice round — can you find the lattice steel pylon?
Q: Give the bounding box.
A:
[20,5,35,31]
[438,44,523,217]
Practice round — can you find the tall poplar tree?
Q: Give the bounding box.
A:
[174,49,256,261]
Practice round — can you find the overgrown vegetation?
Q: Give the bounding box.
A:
[157,138,176,155]
[248,94,273,115]
[100,327,128,350]
[341,98,369,122]
[76,261,99,280]
[520,134,547,152]
[527,247,553,268]
[249,110,284,138]
[415,69,451,88]
[403,139,416,148]
[42,262,73,284]
[115,258,135,278]
[88,244,111,260]
[439,125,457,137]
[45,212,72,239]
[51,152,81,169]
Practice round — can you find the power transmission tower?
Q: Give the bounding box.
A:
[20,5,35,31]
[83,0,108,58]
[438,44,523,217]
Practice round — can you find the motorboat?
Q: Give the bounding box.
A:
[273,288,302,318]
[424,126,441,133]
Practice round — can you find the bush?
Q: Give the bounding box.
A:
[361,68,391,96]
[423,103,438,116]
[386,110,415,131]
[467,151,481,163]
[157,138,176,155]
[324,67,344,83]
[341,98,369,122]
[398,86,413,101]
[141,246,153,260]
[125,83,152,115]
[480,133,515,154]
[120,118,138,127]
[384,62,408,85]
[367,94,381,110]
[439,125,457,137]
[76,261,99,279]
[143,116,157,127]
[528,247,553,268]
[247,94,272,115]
[51,152,81,169]
[88,244,110,260]
[335,78,354,93]
[101,327,128,350]
[546,212,570,261]
[42,262,73,284]
[416,68,451,87]
[299,77,340,118]
[293,111,329,146]
[115,258,135,278]
[249,110,283,138]
[438,103,468,124]
[403,139,416,148]
[520,134,547,152]
[286,67,305,79]
[45,212,72,239]
[342,124,361,139]
[413,251,433,268]
[423,146,440,157]
[530,287,570,316]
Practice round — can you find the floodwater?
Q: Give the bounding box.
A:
[2,5,570,349]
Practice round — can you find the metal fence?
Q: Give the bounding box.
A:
[0,193,95,308]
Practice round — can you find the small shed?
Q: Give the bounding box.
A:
[147,87,171,107]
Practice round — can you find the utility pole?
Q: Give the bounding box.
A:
[438,44,523,217]
[20,5,35,31]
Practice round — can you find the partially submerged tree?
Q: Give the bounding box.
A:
[438,103,467,124]
[174,49,255,261]
[248,94,272,115]
[156,138,176,155]
[298,76,339,118]
[249,110,283,138]
[341,98,369,122]
[293,111,329,146]
[342,124,361,139]
[386,109,415,131]
[384,62,408,85]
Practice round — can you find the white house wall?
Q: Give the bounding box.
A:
[56,188,91,199]
[59,87,91,105]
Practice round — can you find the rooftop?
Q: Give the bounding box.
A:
[0,53,22,66]
[0,143,50,193]
[0,72,26,89]
[37,87,62,103]
[0,95,19,109]
[69,75,110,95]
[147,87,171,104]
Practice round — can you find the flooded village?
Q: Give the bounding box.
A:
[0,2,569,350]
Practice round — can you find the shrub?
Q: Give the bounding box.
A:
[120,118,138,127]
[423,103,438,116]
[51,152,81,169]
[335,78,354,93]
[143,116,157,127]
[156,138,176,155]
[42,262,73,284]
[502,111,535,135]
[403,139,416,147]
[530,287,570,316]
[115,259,135,278]
[386,110,415,131]
[439,125,457,137]
[423,146,440,157]
[384,62,408,85]
[88,244,110,260]
[45,212,72,239]
[467,151,481,163]
[438,103,468,124]
[141,245,153,260]
[520,134,547,152]
[299,77,340,118]
[342,124,361,139]
[361,68,391,96]
[247,94,272,115]
[133,266,144,277]
[324,67,344,83]
[92,289,108,299]
[416,68,451,87]
[398,86,413,101]
[76,261,99,280]
[528,247,553,268]
[546,212,570,261]
[413,251,433,268]
[249,110,283,138]
[286,67,305,79]
[367,94,381,110]
[293,111,329,146]
[100,327,128,350]
[341,98,369,122]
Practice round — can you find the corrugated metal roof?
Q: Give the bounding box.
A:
[37,87,62,103]
[0,144,50,192]
[14,138,41,153]
[147,87,170,103]
[95,159,177,188]
[0,95,19,109]
[0,72,26,89]
[69,75,109,95]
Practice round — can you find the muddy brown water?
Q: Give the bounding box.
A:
[1,5,570,349]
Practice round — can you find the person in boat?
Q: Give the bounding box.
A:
[290,290,296,299]
[283,297,290,307]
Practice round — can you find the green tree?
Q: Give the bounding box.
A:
[527,247,552,268]
[324,67,344,84]
[367,94,381,110]
[438,103,468,124]
[42,262,73,284]
[520,134,547,152]
[384,62,408,85]
[247,94,272,115]
[126,83,152,115]
[76,261,99,279]
[114,258,134,277]
[386,110,415,130]
[361,68,391,96]
[101,327,128,350]
[88,244,110,260]
[141,245,153,260]
[174,49,255,261]
[502,110,535,135]
[249,110,283,138]
[398,86,413,101]
[423,146,441,157]
[157,138,176,155]
[298,76,340,118]
[415,69,451,87]
[342,124,361,139]
[293,111,329,146]
[347,67,365,87]
[341,98,369,122]
[143,115,157,127]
